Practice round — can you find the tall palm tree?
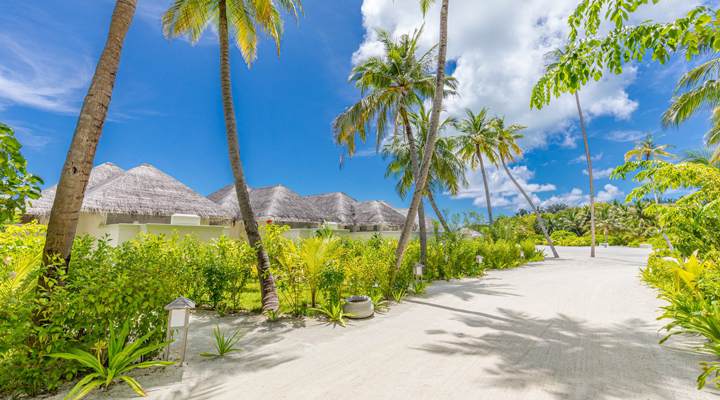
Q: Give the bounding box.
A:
[40,0,138,297]
[682,146,720,169]
[493,117,559,258]
[391,0,450,289]
[162,0,303,311]
[545,46,596,257]
[382,107,465,232]
[333,27,456,265]
[624,132,677,251]
[662,55,720,164]
[456,108,498,225]
[594,204,624,245]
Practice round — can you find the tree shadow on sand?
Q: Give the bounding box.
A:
[414,308,719,399]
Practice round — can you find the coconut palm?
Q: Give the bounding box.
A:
[682,146,720,169]
[333,27,456,265]
[493,117,559,258]
[559,207,588,236]
[594,204,624,245]
[624,133,677,250]
[544,45,597,257]
[382,107,465,231]
[40,0,138,297]
[456,108,498,225]
[162,0,303,311]
[662,55,720,164]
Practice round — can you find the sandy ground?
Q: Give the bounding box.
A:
[46,246,720,399]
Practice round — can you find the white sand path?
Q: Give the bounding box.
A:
[53,246,720,400]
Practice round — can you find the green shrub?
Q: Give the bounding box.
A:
[478,239,520,269]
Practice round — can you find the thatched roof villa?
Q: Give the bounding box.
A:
[305,192,357,228]
[25,163,230,246]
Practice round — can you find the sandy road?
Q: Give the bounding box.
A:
[62,246,719,400]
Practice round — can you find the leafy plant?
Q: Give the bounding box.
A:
[671,253,713,294]
[48,323,174,399]
[201,325,246,358]
[410,278,430,295]
[310,300,353,326]
[265,309,282,322]
[0,122,44,223]
[391,288,407,303]
[371,293,390,312]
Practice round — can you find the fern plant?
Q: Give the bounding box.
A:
[310,300,354,326]
[48,323,174,399]
[201,325,245,357]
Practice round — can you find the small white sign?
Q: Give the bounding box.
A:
[169,309,187,328]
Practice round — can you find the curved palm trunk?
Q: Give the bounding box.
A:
[645,155,674,251]
[501,157,559,258]
[219,0,278,310]
[401,109,427,265]
[391,0,449,291]
[576,92,595,257]
[476,146,493,224]
[39,0,138,296]
[426,189,450,232]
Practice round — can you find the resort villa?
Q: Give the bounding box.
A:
[24,162,438,246]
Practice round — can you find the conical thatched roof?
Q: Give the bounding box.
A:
[351,200,407,226]
[395,206,436,229]
[208,184,328,223]
[26,162,125,216]
[77,164,229,218]
[305,192,358,225]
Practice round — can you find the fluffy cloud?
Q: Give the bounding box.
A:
[601,130,646,142]
[583,167,615,179]
[357,0,699,213]
[568,151,603,165]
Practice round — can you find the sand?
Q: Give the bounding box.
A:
[44,246,720,399]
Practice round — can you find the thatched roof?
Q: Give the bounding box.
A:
[459,228,484,239]
[26,162,125,216]
[208,184,328,223]
[28,163,229,218]
[394,206,436,229]
[351,200,407,226]
[305,192,358,225]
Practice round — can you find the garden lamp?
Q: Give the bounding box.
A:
[476,255,484,264]
[164,296,195,364]
[413,263,424,278]
[520,251,525,260]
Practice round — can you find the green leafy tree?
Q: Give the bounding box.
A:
[382,107,465,232]
[333,27,457,265]
[456,108,498,225]
[39,0,137,304]
[162,0,303,311]
[493,117,559,258]
[0,123,43,223]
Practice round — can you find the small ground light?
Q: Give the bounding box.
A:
[413,263,424,278]
[476,255,484,264]
[520,251,525,260]
[164,296,195,364]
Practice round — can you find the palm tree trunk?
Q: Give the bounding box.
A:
[38,0,137,297]
[502,157,559,258]
[645,155,674,251]
[401,109,427,265]
[426,189,450,232]
[390,0,449,291]
[218,0,278,311]
[576,92,596,257]
[477,146,493,224]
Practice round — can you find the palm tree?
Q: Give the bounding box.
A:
[594,204,623,245]
[391,0,450,289]
[681,146,720,169]
[624,132,677,250]
[545,45,596,257]
[457,108,498,225]
[162,0,303,311]
[333,27,456,265]
[662,55,720,164]
[39,0,138,297]
[382,107,465,232]
[493,117,559,258]
[559,207,588,236]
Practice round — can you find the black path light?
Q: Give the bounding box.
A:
[164,296,195,364]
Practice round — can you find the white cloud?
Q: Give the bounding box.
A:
[583,167,615,179]
[568,151,603,165]
[538,184,624,208]
[0,34,92,113]
[596,184,623,203]
[600,130,645,142]
[355,0,701,153]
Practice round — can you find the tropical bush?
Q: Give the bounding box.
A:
[477,239,521,270]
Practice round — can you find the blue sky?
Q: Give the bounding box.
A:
[0,0,711,220]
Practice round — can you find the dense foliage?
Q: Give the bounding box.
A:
[0,123,43,223]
